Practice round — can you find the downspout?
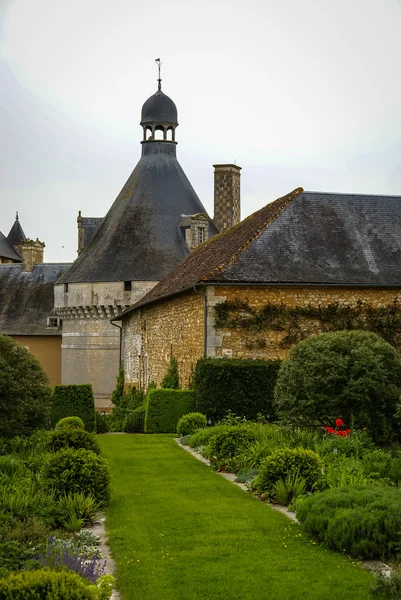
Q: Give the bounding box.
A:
[111,320,122,364]
[192,285,208,357]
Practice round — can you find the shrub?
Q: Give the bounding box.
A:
[55,416,85,430]
[95,412,109,434]
[46,429,101,455]
[111,363,125,406]
[187,425,232,450]
[274,330,401,443]
[207,426,256,461]
[42,448,110,506]
[177,412,207,436]
[57,492,101,527]
[0,334,52,438]
[295,486,401,559]
[52,384,96,432]
[123,405,147,433]
[161,356,180,389]
[108,386,145,432]
[193,358,281,423]
[0,569,114,599]
[145,389,194,433]
[253,447,322,495]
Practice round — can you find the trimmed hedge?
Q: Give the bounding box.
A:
[193,358,281,422]
[145,389,195,433]
[124,405,147,433]
[51,384,96,432]
[95,412,110,434]
[46,429,101,454]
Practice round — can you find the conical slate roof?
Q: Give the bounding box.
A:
[58,141,217,284]
[7,214,26,245]
[0,230,22,261]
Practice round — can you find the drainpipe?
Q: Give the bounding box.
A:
[111,320,123,364]
[192,285,208,357]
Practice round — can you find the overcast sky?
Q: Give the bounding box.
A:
[1,0,401,263]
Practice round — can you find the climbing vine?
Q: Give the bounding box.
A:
[214,298,401,348]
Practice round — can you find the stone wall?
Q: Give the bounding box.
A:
[122,291,204,390]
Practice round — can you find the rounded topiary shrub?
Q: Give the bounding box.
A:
[55,416,85,431]
[253,447,322,495]
[177,412,207,436]
[42,448,110,505]
[208,426,256,460]
[46,429,101,454]
[0,568,102,599]
[274,330,401,442]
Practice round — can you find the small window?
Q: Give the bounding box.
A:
[47,317,60,328]
[197,226,206,245]
[64,283,68,293]
[124,281,132,291]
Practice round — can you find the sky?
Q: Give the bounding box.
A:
[1,0,401,263]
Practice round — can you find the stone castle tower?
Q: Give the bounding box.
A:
[54,82,218,410]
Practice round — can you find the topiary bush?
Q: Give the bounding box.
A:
[0,334,52,438]
[161,356,180,389]
[145,389,194,433]
[41,448,110,505]
[52,384,96,432]
[274,330,401,443]
[295,486,401,559]
[253,447,322,495]
[46,429,101,455]
[0,569,113,599]
[193,358,281,423]
[177,412,207,436]
[95,412,109,434]
[56,416,85,431]
[207,425,256,461]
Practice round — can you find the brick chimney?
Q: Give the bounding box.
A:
[20,239,45,271]
[213,164,241,232]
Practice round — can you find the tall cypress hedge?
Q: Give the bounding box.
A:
[193,358,281,422]
[145,389,195,433]
[51,384,96,432]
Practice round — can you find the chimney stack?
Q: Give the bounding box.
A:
[20,239,45,271]
[213,164,241,233]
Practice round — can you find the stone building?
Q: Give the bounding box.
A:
[115,187,401,390]
[0,214,69,385]
[53,83,238,410]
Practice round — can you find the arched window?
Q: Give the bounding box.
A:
[166,127,173,141]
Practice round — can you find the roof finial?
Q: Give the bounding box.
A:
[16,211,19,220]
[155,57,162,91]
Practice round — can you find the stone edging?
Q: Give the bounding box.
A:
[83,515,120,600]
[175,438,392,578]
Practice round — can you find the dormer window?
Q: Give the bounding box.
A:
[47,316,61,328]
[124,281,132,291]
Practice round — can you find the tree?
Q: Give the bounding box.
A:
[111,363,124,406]
[0,334,52,437]
[273,330,401,442]
[161,356,180,389]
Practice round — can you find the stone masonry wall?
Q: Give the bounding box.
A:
[123,292,204,390]
[212,286,401,360]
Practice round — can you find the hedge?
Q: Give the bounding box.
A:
[144,389,195,433]
[51,384,96,432]
[193,358,281,422]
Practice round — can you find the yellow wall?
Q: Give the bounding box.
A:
[11,335,62,387]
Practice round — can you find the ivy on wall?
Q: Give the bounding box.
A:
[214,298,401,348]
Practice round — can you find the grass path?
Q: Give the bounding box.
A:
[99,435,373,600]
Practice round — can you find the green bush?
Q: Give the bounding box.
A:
[253,447,322,495]
[111,363,125,406]
[274,330,401,443]
[55,416,85,430]
[41,448,110,506]
[123,405,147,433]
[295,486,401,559]
[187,425,232,449]
[46,429,101,455]
[161,356,180,389]
[193,358,281,423]
[95,412,109,434]
[0,568,112,599]
[207,426,256,461]
[145,389,194,433]
[177,412,207,436]
[52,384,96,432]
[0,334,52,438]
[108,386,145,432]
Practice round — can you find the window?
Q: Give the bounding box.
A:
[47,316,60,328]
[64,283,68,293]
[197,226,206,245]
[124,281,132,291]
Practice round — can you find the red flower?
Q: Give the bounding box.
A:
[336,418,344,427]
[325,426,335,435]
[344,429,351,437]
[335,430,344,437]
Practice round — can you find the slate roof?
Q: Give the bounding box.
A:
[141,90,178,125]
[7,216,26,245]
[0,263,70,335]
[58,141,218,284]
[81,217,103,250]
[118,188,401,316]
[0,231,21,262]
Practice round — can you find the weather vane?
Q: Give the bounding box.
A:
[155,58,162,91]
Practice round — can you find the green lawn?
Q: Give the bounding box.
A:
[99,435,373,600]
